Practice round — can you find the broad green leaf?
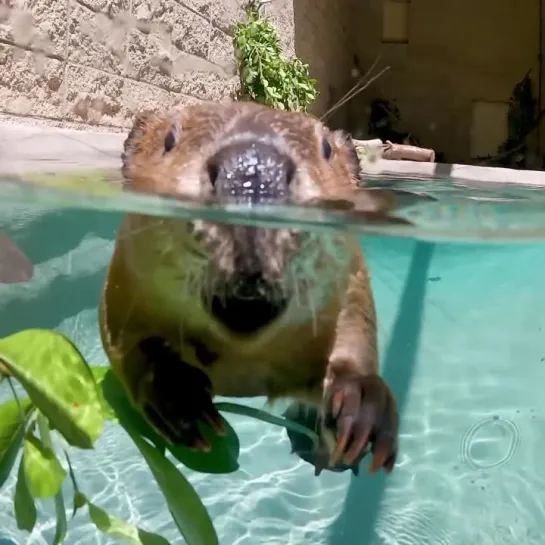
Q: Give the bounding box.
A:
[0,398,33,487]
[216,402,319,446]
[52,487,67,545]
[23,433,66,499]
[14,455,37,532]
[0,329,104,449]
[130,432,218,545]
[100,370,165,455]
[84,495,170,545]
[102,371,240,474]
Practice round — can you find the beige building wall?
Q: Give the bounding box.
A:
[293,0,356,128]
[0,0,355,130]
[350,0,544,164]
[2,0,543,166]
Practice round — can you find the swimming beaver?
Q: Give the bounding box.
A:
[99,101,399,476]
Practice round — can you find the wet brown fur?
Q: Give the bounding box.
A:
[99,101,398,473]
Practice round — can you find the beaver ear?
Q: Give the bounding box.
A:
[122,110,156,173]
[332,130,362,184]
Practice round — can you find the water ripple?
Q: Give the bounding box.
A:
[460,415,520,471]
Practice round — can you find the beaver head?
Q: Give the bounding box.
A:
[120,101,365,335]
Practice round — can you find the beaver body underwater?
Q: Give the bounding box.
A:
[99,101,399,476]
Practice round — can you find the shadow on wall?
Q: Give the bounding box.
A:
[327,240,435,545]
[292,0,355,128]
[0,209,120,337]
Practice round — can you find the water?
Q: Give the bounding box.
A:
[1,172,545,545]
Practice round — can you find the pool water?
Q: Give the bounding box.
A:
[1,180,545,544]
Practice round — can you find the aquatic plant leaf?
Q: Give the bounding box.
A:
[52,485,67,545]
[23,433,66,498]
[14,454,37,532]
[216,402,319,445]
[0,329,104,449]
[0,398,33,487]
[101,370,239,474]
[90,366,118,423]
[84,495,170,545]
[64,451,85,519]
[74,491,87,511]
[129,432,218,545]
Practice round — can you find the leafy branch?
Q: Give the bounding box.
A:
[233,2,318,112]
[0,328,317,545]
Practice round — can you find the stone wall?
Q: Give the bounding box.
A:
[0,0,355,130]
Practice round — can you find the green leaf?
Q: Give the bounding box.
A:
[64,451,84,519]
[0,329,105,449]
[52,486,67,545]
[101,371,240,474]
[84,495,170,545]
[74,491,87,510]
[23,432,66,499]
[90,366,118,423]
[14,455,37,532]
[216,402,319,446]
[0,398,33,487]
[130,432,218,545]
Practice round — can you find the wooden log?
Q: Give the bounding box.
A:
[352,138,436,163]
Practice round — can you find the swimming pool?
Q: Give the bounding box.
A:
[0,180,544,545]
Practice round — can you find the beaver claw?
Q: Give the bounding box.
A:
[139,337,225,451]
[320,371,398,475]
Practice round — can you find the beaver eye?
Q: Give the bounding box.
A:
[321,137,332,161]
[164,127,177,153]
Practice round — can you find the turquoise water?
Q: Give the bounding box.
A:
[1,180,545,544]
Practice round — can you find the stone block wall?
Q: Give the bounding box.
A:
[0,0,308,130]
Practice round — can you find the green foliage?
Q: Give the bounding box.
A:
[14,454,37,532]
[0,328,317,545]
[23,432,66,498]
[0,398,33,487]
[233,3,318,112]
[85,495,170,545]
[101,371,241,475]
[0,329,104,449]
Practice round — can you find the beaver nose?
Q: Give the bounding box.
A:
[207,141,295,205]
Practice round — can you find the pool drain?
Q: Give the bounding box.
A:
[460,415,520,470]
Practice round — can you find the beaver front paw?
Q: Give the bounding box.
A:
[138,337,225,451]
[320,370,398,474]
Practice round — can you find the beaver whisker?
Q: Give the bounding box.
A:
[117,218,166,242]
[182,257,208,300]
[291,268,302,309]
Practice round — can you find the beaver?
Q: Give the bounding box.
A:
[99,100,399,476]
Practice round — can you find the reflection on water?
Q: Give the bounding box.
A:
[3,169,545,243]
[1,173,545,545]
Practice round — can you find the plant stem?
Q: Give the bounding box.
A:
[7,377,24,418]
[215,402,319,445]
[38,412,67,545]
[37,412,52,448]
